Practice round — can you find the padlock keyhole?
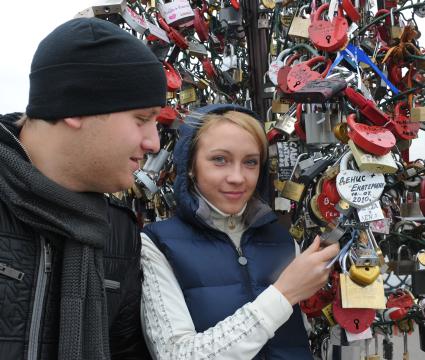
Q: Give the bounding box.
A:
[326,35,331,43]
[354,318,360,329]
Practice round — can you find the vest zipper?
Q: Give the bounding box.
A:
[28,236,50,360]
[0,263,25,281]
[0,122,32,162]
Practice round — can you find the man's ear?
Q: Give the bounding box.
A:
[63,117,83,129]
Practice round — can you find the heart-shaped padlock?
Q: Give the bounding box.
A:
[346,114,396,156]
[336,152,385,209]
[388,102,421,141]
[308,3,349,53]
[277,53,301,92]
[332,276,376,334]
[317,192,340,223]
[386,289,415,321]
[163,62,182,91]
[300,287,335,318]
[286,56,332,92]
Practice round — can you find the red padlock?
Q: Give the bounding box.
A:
[317,192,340,223]
[157,106,179,126]
[201,57,218,79]
[277,53,301,94]
[308,4,349,52]
[193,0,209,42]
[346,113,396,156]
[344,87,390,126]
[266,128,282,143]
[386,289,415,321]
[230,0,240,10]
[420,178,425,216]
[332,277,376,334]
[341,0,361,22]
[374,9,391,45]
[156,13,189,49]
[163,62,182,92]
[286,56,332,92]
[322,178,340,204]
[300,288,335,318]
[388,102,420,141]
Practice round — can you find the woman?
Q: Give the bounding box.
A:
[141,104,339,359]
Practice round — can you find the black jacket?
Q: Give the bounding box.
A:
[0,113,150,359]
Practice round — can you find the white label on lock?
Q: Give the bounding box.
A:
[122,7,148,35]
[146,22,170,43]
[268,60,283,85]
[336,170,385,208]
[357,201,385,223]
[369,218,391,234]
[158,0,194,25]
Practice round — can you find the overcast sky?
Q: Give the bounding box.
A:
[0,0,423,157]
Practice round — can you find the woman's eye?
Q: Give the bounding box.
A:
[212,156,226,164]
[245,159,259,167]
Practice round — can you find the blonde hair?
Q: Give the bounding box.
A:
[189,111,268,170]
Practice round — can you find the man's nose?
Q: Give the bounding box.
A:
[141,121,160,154]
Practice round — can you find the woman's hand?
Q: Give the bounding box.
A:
[273,236,339,305]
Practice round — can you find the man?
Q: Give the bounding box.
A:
[0,17,166,359]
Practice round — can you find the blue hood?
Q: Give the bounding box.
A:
[172,104,272,227]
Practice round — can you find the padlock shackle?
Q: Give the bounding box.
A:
[312,3,330,22]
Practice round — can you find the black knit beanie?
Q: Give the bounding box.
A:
[26,18,166,120]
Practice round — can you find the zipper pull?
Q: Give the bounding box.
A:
[236,247,248,266]
[0,262,25,281]
[44,242,52,273]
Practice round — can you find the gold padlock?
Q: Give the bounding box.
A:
[280,180,305,202]
[411,107,425,122]
[166,91,176,100]
[333,122,349,143]
[179,86,197,105]
[348,259,380,287]
[348,140,398,174]
[288,16,310,39]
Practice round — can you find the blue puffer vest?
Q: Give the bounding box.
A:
[143,105,312,359]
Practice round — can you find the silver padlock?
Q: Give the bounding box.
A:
[304,103,339,144]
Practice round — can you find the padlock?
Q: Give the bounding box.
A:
[385,289,415,321]
[308,3,349,53]
[304,103,339,145]
[389,102,420,141]
[289,78,347,103]
[389,7,403,41]
[300,287,335,318]
[341,0,361,22]
[317,177,340,223]
[346,114,396,156]
[333,122,350,143]
[277,53,302,93]
[288,5,311,39]
[279,153,307,202]
[157,0,194,27]
[412,250,425,297]
[336,151,386,209]
[348,140,398,174]
[332,276,376,334]
[348,254,380,286]
[286,56,332,92]
[121,6,148,36]
[410,106,425,122]
[179,84,197,105]
[274,113,297,136]
[193,0,209,42]
[90,0,126,16]
[399,190,424,218]
[157,106,179,126]
[257,13,270,29]
[392,245,416,276]
[163,62,182,92]
[344,87,390,126]
[271,91,290,114]
[268,49,290,85]
[273,141,299,181]
[219,5,242,27]
[309,177,328,224]
[156,13,188,49]
[221,44,238,71]
[188,40,208,58]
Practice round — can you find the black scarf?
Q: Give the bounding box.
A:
[0,120,111,360]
